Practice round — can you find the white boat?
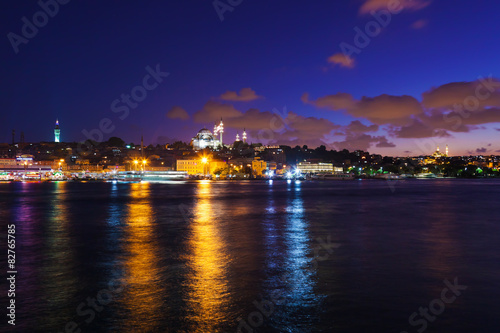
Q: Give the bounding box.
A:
[141,171,188,182]
[416,173,437,179]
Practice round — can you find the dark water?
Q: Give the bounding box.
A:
[1,179,500,332]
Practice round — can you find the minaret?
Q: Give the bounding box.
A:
[219,118,223,146]
[54,119,60,142]
[242,128,247,143]
[445,145,449,157]
[236,133,240,141]
[436,145,440,152]
[141,135,144,158]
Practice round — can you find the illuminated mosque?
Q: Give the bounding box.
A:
[191,118,247,149]
[432,145,449,158]
[192,119,224,149]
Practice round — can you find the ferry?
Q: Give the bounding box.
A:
[311,173,354,180]
[141,171,188,182]
[415,173,437,179]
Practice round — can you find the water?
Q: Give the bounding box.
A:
[1,179,499,332]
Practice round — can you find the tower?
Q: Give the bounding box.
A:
[445,144,449,157]
[54,119,60,142]
[242,128,247,143]
[218,118,223,146]
[235,133,240,141]
[141,135,144,158]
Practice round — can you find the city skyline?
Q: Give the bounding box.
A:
[2,1,500,156]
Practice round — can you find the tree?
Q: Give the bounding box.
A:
[107,137,125,147]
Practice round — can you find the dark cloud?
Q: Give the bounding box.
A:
[422,78,500,110]
[344,120,379,133]
[166,106,189,120]
[219,88,263,102]
[359,0,431,14]
[476,147,487,153]
[331,134,395,151]
[302,92,355,110]
[304,78,500,139]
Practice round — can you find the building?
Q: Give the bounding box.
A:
[191,128,221,150]
[177,158,227,175]
[296,162,334,174]
[54,119,60,142]
[252,158,268,176]
[432,145,448,158]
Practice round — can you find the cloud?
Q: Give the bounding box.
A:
[193,101,243,123]
[166,106,189,120]
[359,0,431,15]
[411,19,428,29]
[422,78,500,110]
[302,92,356,110]
[391,119,450,138]
[351,94,423,125]
[219,87,263,102]
[332,133,396,151]
[476,147,487,153]
[327,53,355,69]
[304,92,422,125]
[305,78,500,139]
[344,120,379,133]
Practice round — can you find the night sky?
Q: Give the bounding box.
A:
[2,0,500,156]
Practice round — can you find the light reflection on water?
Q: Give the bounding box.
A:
[184,181,232,332]
[120,182,163,332]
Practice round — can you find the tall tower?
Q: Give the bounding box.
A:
[445,144,449,157]
[235,133,240,141]
[242,128,247,143]
[218,118,223,146]
[54,119,60,142]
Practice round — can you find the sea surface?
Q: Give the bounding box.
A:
[1,179,499,332]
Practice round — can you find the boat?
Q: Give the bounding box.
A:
[311,173,354,180]
[415,173,437,179]
[374,173,401,180]
[141,171,188,182]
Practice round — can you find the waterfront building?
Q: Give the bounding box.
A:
[54,119,60,142]
[177,158,227,175]
[252,158,268,176]
[296,162,334,174]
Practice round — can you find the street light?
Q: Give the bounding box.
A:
[142,159,147,171]
[133,160,138,171]
[201,157,208,177]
